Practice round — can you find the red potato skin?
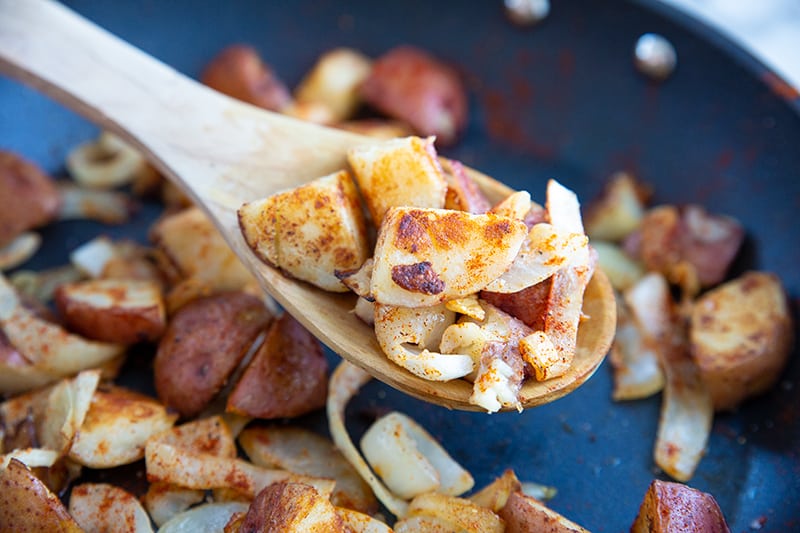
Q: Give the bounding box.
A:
[359,46,468,145]
[481,278,552,331]
[154,292,273,418]
[630,480,730,533]
[54,283,166,344]
[238,481,344,532]
[201,44,291,111]
[0,151,61,246]
[227,313,328,419]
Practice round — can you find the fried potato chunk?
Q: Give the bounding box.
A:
[238,170,369,292]
[55,278,165,344]
[227,313,328,419]
[499,490,589,533]
[154,291,272,418]
[690,271,793,411]
[630,479,729,533]
[371,207,527,307]
[294,48,372,122]
[237,481,346,532]
[69,483,153,533]
[348,136,447,227]
[0,151,60,247]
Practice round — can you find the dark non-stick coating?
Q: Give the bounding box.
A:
[1,0,799,531]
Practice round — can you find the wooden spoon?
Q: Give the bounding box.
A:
[0,0,615,411]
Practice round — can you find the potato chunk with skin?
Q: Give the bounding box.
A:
[499,490,589,533]
[348,136,447,227]
[201,44,291,111]
[239,170,369,292]
[238,481,346,532]
[154,292,273,418]
[371,207,527,307]
[630,479,729,533]
[69,483,153,533]
[690,271,793,411]
[55,278,165,344]
[0,151,60,247]
[359,46,468,145]
[227,313,328,419]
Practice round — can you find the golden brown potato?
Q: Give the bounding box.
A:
[69,386,177,468]
[238,170,370,293]
[0,151,61,247]
[201,44,290,111]
[294,47,372,122]
[55,278,166,344]
[0,458,82,532]
[630,479,729,533]
[359,46,468,145]
[238,482,346,532]
[227,313,328,419]
[469,469,522,512]
[347,136,447,227]
[154,291,273,418]
[690,271,793,411]
[498,491,588,533]
[406,491,504,533]
[584,171,649,241]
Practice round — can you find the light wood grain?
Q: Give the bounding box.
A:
[0,0,615,411]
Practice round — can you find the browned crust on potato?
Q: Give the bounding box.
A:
[201,45,290,111]
[154,292,272,418]
[227,314,328,419]
[630,479,730,533]
[0,151,61,246]
[238,481,345,532]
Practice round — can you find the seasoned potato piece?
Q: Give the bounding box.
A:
[153,415,237,457]
[499,490,589,533]
[470,469,522,512]
[238,170,369,292]
[335,507,392,533]
[227,313,328,419]
[154,292,272,418]
[55,278,165,344]
[0,458,82,532]
[69,386,177,468]
[690,271,793,411]
[0,151,60,247]
[481,279,551,330]
[406,491,504,533]
[201,44,290,111]
[348,136,447,227]
[630,479,729,533]
[592,240,645,291]
[294,48,372,122]
[150,206,258,296]
[238,482,345,532]
[69,483,153,533]
[0,232,41,272]
[359,46,468,145]
[239,426,377,514]
[371,207,527,307]
[584,171,649,241]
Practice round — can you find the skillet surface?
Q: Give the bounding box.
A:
[1,0,798,530]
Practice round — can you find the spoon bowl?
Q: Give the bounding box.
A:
[0,0,615,410]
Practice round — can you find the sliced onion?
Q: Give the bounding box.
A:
[9,265,84,302]
[158,502,249,533]
[66,132,146,189]
[0,448,59,469]
[0,232,40,271]
[57,183,135,224]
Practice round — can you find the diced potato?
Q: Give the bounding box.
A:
[394,515,460,532]
[0,458,82,532]
[592,240,645,291]
[152,415,237,457]
[347,136,447,227]
[498,490,589,533]
[371,207,527,307]
[68,483,153,533]
[38,370,100,455]
[469,469,522,512]
[227,313,328,419]
[55,278,165,344]
[690,271,793,411]
[295,48,372,122]
[584,171,648,241]
[0,151,60,247]
[0,448,59,469]
[335,507,393,533]
[630,479,729,532]
[236,482,346,532]
[238,170,369,292]
[69,386,177,468]
[150,206,257,294]
[406,491,504,533]
[154,291,272,418]
[239,426,377,514]
[201,44,291,111]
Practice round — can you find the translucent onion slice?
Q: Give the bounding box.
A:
[57,183,135,224]
[625,273,712,481]
[158,502,249,533]
[0,232,40,271]
[0,448,59,469]
[66,132,146,189]
[361,411,473,500]
[327,361,409,518]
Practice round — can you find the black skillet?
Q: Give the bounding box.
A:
[1,0,798,530]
